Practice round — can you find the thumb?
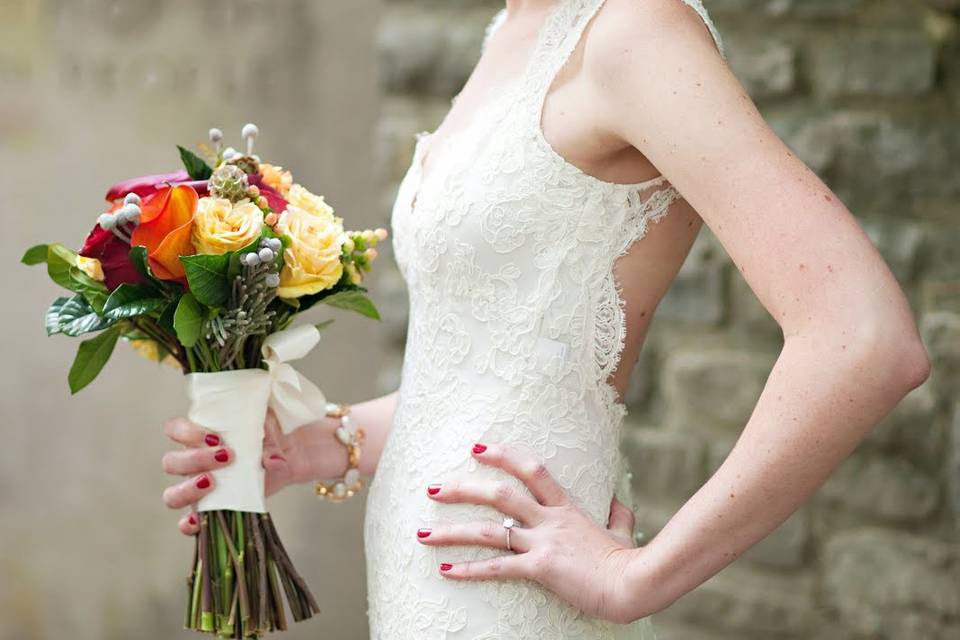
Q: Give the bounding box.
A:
[606,495,636,545]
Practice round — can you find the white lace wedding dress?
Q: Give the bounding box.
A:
[364,1,725,638]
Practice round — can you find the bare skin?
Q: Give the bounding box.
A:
[162,0,931,624]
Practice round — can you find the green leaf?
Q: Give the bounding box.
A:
[227,236,266,280]
[180,253,231,307]
[22,244,49,265]
[319,289,380,320]
[46,244,78,290]
[45,296,71,336]
[157,298,179,334]
[44,244,110,311]
[315,319,335,331]
[103,284,167,320]
[174,292,203,348]
[68,326,120,394]
[71,267,109,313]
[129,245,182,297]
[58,295,116,336]
[177,145,213,181]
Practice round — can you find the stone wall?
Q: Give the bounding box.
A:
[375,1,960,638]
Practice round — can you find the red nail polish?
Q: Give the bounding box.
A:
[440,563,453,572]
[427,484,441,496]
[417,528,432,539]
[472,443,487,454]
[205,434,220,447]
[196,475,211,489]
[188,513,197,525]
[214,449,229,463]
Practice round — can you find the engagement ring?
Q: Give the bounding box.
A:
[502,517,517,551]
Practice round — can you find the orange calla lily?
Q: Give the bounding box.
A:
[131,184,199,281]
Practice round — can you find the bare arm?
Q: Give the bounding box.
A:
[287,388,399,480]
[587,0,931,617]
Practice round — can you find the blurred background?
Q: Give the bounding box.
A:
[2,0,959,639]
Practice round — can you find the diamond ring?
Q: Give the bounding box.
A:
[502,517,517,551]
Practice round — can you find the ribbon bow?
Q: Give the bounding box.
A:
[185,324,327,513]
[261,324,328,434]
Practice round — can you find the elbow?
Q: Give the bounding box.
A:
[897,337,932,392]
[857,317,931,395]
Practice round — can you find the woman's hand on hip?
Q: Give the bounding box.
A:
[418,443,647,624]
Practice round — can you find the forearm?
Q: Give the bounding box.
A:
[624,328,929,617]
[291,389,399,480]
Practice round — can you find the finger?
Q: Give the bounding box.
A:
[164,417,221,448]
[262,408,283,449]
[162,446,233,476]
[471,443,568,507]
[178,510,200,536]
[162,473,215,510]
[263,452,294,498]
[427,479,543,525]
[607,496,636,546]
[438,554,530,581]
[416,520,531,553]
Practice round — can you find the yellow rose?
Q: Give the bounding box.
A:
[260,163,293,196]
[76,256,104,282]
[286,184,336,221]
[274,204,345,298]
[192,197,264,255]
[129,339,180,369]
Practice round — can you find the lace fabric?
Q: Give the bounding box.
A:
[366,2,725,638]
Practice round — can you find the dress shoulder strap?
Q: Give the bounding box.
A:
[677,0,726,59]
[480,7,508,54]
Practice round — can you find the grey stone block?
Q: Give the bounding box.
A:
[658,232,728,326]
[622,427,708,501]
[726,36,797,99]
[821,528,960,638]
[807,27,936,98]
[664,565,821,636]
[662,348,777,433]
[817,451,940,523]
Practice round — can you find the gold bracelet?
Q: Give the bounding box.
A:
[314,402,366,502]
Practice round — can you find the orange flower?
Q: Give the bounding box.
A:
[131,185,198,281]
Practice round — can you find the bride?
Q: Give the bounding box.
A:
[159,0,930,637]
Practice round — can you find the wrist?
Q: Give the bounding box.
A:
[289,414,344,484]
[621,540,677,620]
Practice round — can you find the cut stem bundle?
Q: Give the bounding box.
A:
[186,511,320,638]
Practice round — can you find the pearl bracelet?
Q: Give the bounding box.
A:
[314,402,366,502]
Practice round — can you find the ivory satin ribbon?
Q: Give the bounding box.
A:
[186,324,328,513]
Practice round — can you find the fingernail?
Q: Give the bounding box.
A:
[214,449,229,463]
[196,475,211,490]
[417,528,432,539]
[205,434,220,447]
[440,563,453,572]
[472,443,487,454]
[269,453,286,462]
[188,513,197,525]
[427,484,442,496]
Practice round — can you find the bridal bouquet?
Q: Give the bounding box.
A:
[21,124,387,637]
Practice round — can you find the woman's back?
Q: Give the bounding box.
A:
[365,1,726,637]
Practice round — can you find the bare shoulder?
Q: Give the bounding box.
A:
[584,0,725,78]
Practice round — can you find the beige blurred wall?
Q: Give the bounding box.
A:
[2,1,382,639]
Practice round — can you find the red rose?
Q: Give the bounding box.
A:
[79,202,145,291]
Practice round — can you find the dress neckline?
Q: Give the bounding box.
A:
[410,1,575,211]
[408,0,676,215]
